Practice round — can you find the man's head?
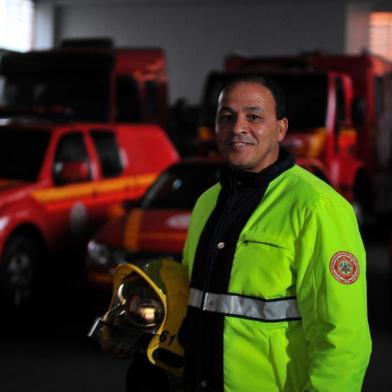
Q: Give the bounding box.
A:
[215,74,288,173]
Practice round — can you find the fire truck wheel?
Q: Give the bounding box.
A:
[0,235,41,308]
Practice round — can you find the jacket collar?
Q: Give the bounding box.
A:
[219,147,295,189]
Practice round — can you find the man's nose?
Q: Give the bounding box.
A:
[232,115,247,134]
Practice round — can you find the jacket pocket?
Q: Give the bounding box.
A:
[232,236,295,298]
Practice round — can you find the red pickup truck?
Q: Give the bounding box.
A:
[86,157,222,295]
[0,122,178,307]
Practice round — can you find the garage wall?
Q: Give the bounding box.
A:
[345,2,370,54]
[34,1,355,104]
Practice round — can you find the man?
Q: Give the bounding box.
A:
[181,75,371,392]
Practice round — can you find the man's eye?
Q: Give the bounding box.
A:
[248,114,262,121]
[219,114,233,122]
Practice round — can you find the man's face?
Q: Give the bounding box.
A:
[215,82,288,173]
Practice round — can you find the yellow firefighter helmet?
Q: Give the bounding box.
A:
[89,258,189,377]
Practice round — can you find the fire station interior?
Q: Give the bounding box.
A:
[1,0,392,391]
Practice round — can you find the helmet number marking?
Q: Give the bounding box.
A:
[159,330,176,345]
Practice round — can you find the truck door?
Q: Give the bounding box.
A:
[87,129,128,227]
[334,75,358,198]
[49,131,95,260]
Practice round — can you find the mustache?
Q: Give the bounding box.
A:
[223,135,255,144]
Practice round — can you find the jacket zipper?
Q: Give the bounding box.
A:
[195,183,237,388]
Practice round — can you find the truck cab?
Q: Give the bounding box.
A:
[0,122,178,308]
[0,42,168,125]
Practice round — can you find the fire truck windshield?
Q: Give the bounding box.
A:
[0,52,112,121]
[201,72,328,132]
[141,161,221,210]
[0,128,50,181]
[0,74,109,121]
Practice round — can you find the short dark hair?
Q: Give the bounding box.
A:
[222,74,287,120]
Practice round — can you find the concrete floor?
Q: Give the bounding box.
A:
[0,231,391,392]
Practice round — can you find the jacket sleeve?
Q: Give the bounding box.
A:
[295,197,372,392]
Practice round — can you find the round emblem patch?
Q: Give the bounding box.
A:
[329,251,359,284]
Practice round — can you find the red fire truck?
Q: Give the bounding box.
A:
[198,53,392,224]
[0,40,169,125]
[0,42,179,307]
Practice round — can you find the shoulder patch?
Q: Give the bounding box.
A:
[329,251,359,284]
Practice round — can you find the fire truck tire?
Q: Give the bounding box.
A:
[0,235,41,308]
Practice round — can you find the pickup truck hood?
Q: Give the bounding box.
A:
[94,208,190,254]
[133,209,190,253]
[93,216,129,248]
[0,178,36,209]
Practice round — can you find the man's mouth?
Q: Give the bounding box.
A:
[227,140,254,147]
[226,137,254,146]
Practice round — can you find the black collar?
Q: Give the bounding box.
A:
[219,147,295,189]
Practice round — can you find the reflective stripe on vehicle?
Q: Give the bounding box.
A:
[189,288,301,321]
[32,173,158,203]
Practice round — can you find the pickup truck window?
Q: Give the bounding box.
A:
[1,74,109,122]
[90,130,123,178]
[141,162,221,210]
[0,127,50,181]
[53,132,91,184]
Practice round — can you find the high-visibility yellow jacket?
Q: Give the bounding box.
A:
[183,163,371,392]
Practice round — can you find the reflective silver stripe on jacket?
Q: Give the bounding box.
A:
[189,288,301,321]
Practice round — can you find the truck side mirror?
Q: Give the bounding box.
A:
[54,161,90,185]
[352,97,366,126]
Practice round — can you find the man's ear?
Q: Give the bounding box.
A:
[277,117,288,142]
